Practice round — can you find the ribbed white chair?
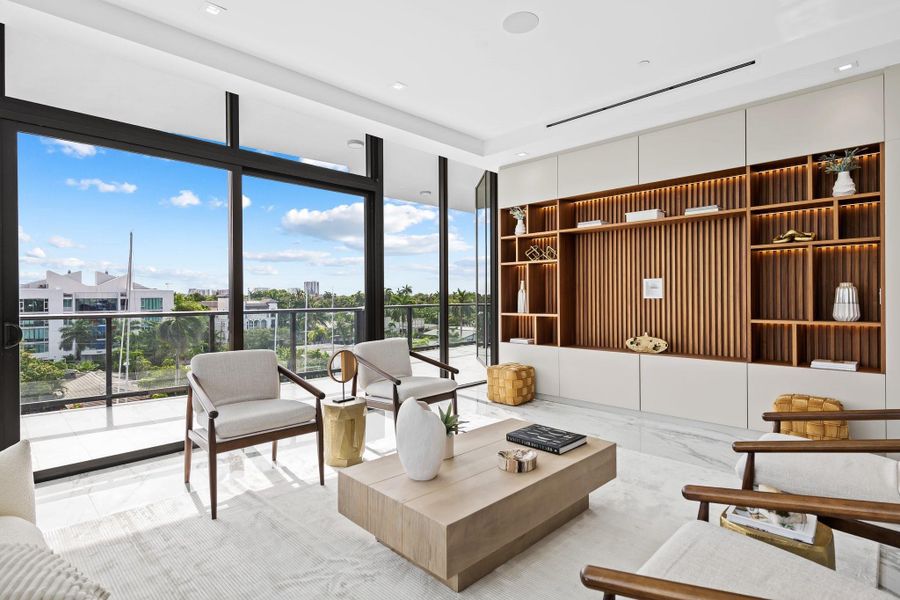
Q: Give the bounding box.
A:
[185,349,325,519]
[352,338,458,424]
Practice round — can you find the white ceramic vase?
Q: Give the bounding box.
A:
[443,434,454,460]
[833,282,861,322]
[517,281,528,314]
[395,397,445,481]
[514,219,526,236]
[832,171,856,197]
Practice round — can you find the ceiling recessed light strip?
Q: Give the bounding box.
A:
[836,61,858,72]
[546,60,756,128]
[205,2,226,15]
[391,81,407,90]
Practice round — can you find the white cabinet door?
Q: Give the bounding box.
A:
[887,140,900,438]
[498,156,557,208]
[558,348,640,410]
[747,76,884,164]
[640,354,748,428]
[639,111,745,184]
[557,137,638,198]
[748,363,886,439]
[498,343,559,396]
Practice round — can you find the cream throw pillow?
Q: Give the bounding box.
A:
[0,439,36,523]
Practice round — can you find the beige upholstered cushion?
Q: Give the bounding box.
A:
[0,440,36,524]
[190,350,280,409]
[0,543,110,599]
[212,399,316,440]
[353,338,412,390]
[639,521,890,599]
[365,376,457,402]
[0,516,46,548]
[735,432,900,503]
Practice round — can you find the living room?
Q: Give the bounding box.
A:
[2,2,900,599]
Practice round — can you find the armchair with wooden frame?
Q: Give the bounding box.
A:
[734,408,900,549]
[184,349,326,519]
[351,338,459,424]
[580,485,895,599]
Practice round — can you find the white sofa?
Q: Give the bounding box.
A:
[0,439,46,548]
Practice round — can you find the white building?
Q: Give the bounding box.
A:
[203,295,279,338]
[19,270,174,360]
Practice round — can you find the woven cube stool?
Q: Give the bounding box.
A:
[487,363,535,406]
[772,393,849,440]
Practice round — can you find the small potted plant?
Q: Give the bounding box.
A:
[438,405,466,460]
[509,206,526,235]
[818,147,864,197]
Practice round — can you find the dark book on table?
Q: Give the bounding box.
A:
[506,424,587,455]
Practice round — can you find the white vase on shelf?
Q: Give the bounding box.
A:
[833,282,861,322]
[517,281,528,314]
[832,171,856,197]
[514,218,526,236]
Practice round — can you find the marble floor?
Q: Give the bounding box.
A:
[23,346,486,472]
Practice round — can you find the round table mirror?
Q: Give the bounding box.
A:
[328,349,358,384]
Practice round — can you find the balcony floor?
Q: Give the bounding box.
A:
[22,347,485,472]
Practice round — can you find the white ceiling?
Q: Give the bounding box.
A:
[5,0,900,170]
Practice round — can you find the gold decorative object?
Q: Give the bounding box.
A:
[497,448,538,473]
[323,397,367,467]
[525,245,545,261]
[625,332,668,354]
[543,246,558,260]
[772,394,849,441]
[327,349,358,403]
[719,509,835,569]
[772,229,816,244]
[487,363,535,405]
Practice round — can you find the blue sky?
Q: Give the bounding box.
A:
[17,133,478,295]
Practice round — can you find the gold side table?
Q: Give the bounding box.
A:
[323,397,367,467]
[719,509,835,569]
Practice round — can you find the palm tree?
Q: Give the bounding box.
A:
[157,316,203,384]
[59,319,97,361]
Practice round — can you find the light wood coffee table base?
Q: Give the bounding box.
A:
[339,419,616,591]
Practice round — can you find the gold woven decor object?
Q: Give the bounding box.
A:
[772,394,849,440]
[487,363,535,405]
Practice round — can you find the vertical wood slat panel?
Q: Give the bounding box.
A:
[813,244,880,322]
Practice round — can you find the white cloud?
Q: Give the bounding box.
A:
[66,178,137,194]
[48,235,77,248]
[18,226,31,243]
[169,190,201,207]
[245,264,279,276]
[264,205,275,212]
[242,194,252,209]
[26,247,46,259]
[208,198,225,209]
[244,249,363,267]
[20,255,86,269]
[42,138,97,158]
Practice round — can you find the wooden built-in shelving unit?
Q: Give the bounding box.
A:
[500,144,885,372]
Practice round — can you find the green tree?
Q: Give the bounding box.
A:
[58,319,96,361]
[157,316,203,384]
[173,293,208,312]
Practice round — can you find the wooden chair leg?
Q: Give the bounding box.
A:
[209,448,218,520]
[184,388,193,484]
[317,421,325,486]
[183,434,192,484]
[451,391,458,416]
[272,440,278,463]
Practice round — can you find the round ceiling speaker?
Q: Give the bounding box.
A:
[502,11,539,34]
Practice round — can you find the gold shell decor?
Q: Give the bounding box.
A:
[625,332,668,354]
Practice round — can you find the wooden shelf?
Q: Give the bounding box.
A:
[749,192,880,214]
[750,236,880,251]
[751,319,881,328]
[500,231,558,240]
[501,313,557,318]
[558,208,745,235]
[500,260,558,266]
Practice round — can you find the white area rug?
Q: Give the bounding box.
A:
[46,445,879,599]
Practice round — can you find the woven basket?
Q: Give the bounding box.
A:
[487,363,535,406]
[772,393,849,440]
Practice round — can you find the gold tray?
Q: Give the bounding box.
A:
[497,449,537,473]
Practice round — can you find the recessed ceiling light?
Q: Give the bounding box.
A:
[347,139,364,149]
[502,11,539,34]
[836,61,858,72]
[419,190,432,198]
[391,81,407,90]
[204,2,226,15]
[516,152,529,157]
[638,59,651,66]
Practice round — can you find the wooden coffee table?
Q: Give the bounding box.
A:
[337,419,616,591]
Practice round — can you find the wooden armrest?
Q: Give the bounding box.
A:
[763,409,900,422]
[353,353,402,385]
[580,566,763,600]
[409,350,460,374]
[733,439,900,453]
[682,485,900,525]
[186,372,218,419]
[278,365,326,400]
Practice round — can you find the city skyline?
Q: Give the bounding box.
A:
[18,133,479,296]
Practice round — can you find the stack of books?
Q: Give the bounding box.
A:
[508,337,535,345]
[625,208,665,223]
[684,205,720,215]
[810,359,859,372]
[506,424,587,455]
[576,219,608,228]
[724,505,817,544]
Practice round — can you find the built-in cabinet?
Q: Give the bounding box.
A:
[498,155,557,208]
[557,137,638,198]
[497,343,560,396]
[558,348,640,411]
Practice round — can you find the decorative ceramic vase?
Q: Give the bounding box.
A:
[443,434,454,460]
[514,219,526,236]
[833,282,861,322]
[517,281,528,314]
[833,171,856,197]
[396,398,445,481]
